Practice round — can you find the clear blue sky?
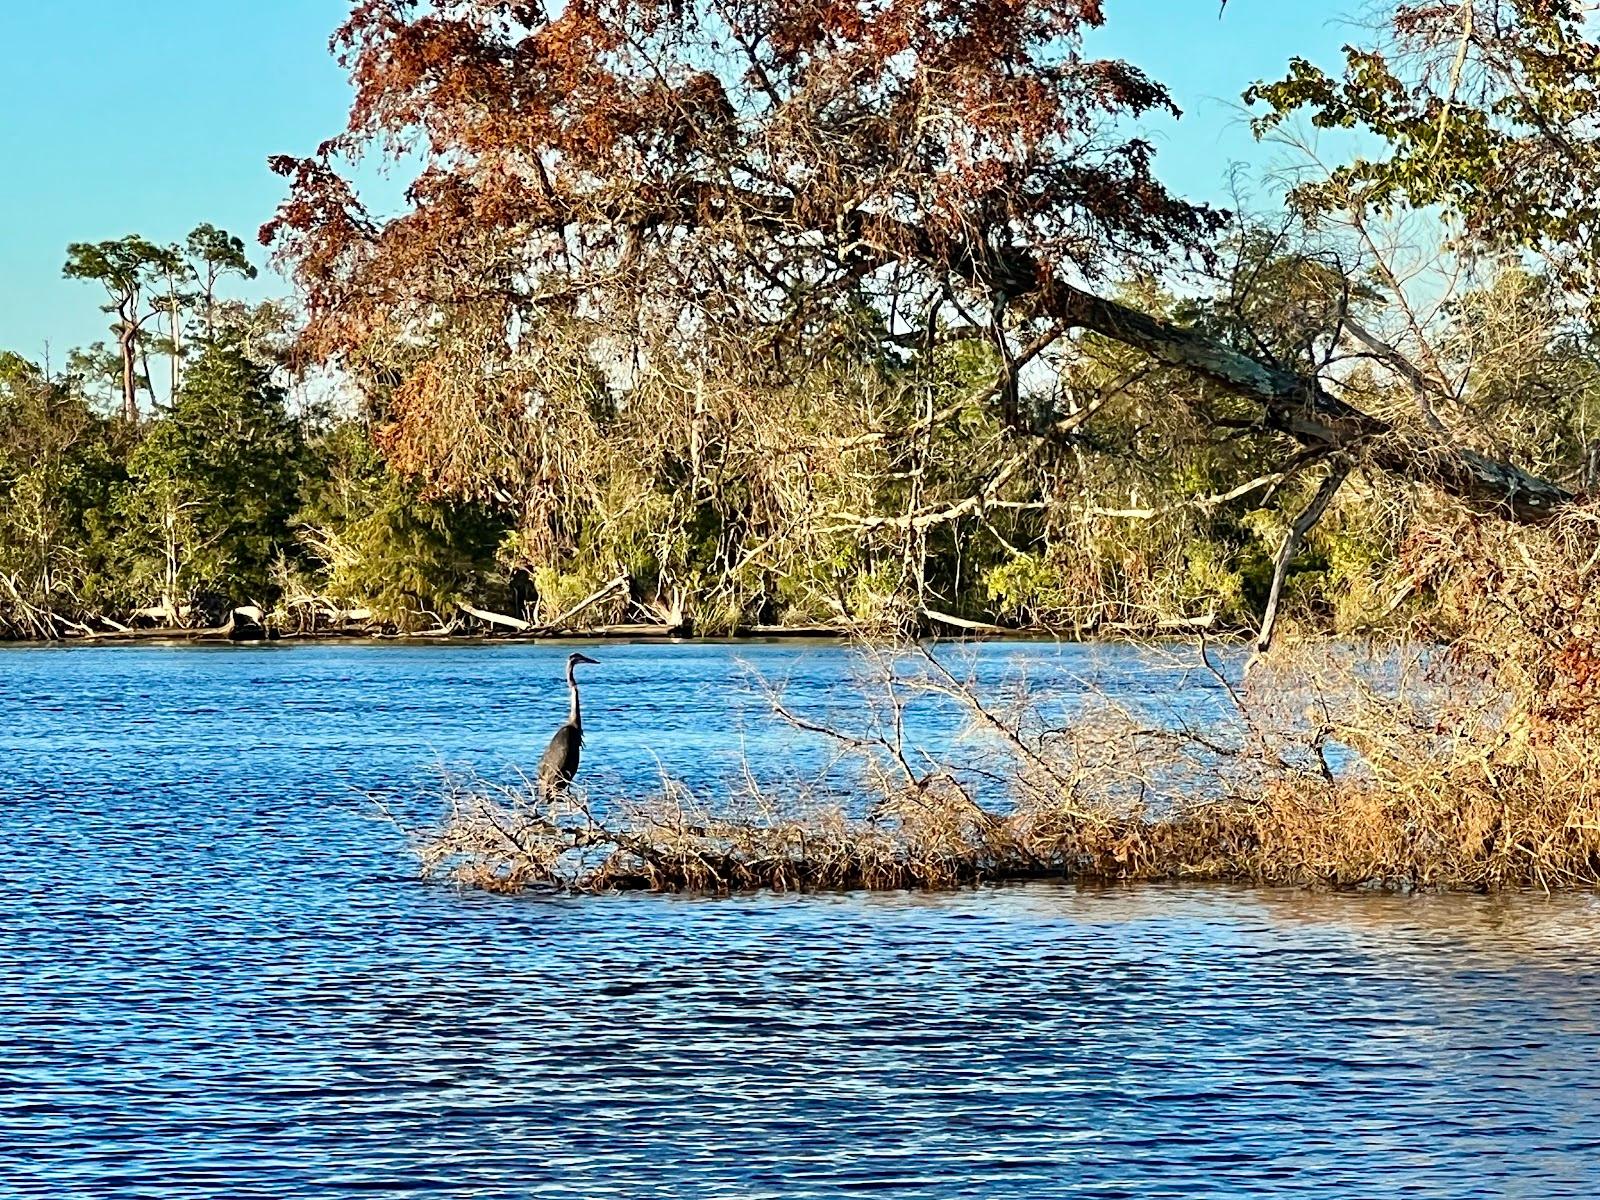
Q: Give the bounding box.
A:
[0,1,1355,366]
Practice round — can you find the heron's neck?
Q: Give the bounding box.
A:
[566,668,581,728]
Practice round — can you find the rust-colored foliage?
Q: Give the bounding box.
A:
[1403,503,1600,736]
[265,0,1220,499]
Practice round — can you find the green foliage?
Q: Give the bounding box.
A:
[0,353,129,627]
[62,235,170,295]
[115,338,305,612]
[61,223,266,419]
[297,422,508,629]
[1246,5,1600,277]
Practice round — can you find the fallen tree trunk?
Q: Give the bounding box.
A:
[540,575,630,632]
[458,603,534,632]
[1034,277,1572,523]
[860,195,1573,520]
[844,197,1576,522]
[922,607,1008,635]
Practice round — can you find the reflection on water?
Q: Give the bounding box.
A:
[3,642,1599,1198]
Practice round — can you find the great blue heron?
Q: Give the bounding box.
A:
[538,652,600,799]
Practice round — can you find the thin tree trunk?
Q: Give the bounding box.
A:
[168,289,183,402]
[118,322,138,424]
[1257,459,1351,653]
[164,505,180,626]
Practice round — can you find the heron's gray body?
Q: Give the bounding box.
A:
[538,653,598,798]
[537,722,583,796]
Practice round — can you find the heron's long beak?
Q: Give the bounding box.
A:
[573,653,600,665]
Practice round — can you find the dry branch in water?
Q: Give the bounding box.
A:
[415,511,1600,895]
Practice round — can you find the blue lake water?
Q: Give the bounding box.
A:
[3,641,1599,1197]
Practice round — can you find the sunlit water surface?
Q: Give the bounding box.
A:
[3,641,1599,1198]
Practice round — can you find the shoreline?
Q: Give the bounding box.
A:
[0,621,849,647]
[0,611,1236,648]
[0,623,1244,648]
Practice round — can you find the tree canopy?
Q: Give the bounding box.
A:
[1250,1,1600,281]
[9,3,1600,641]
[264,0,1575,528]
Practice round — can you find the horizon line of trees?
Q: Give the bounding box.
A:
[8,2,1600,643]
[5,217,1598,643]
[0,225,510,638]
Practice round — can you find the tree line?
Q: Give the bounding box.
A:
[6,2,1600,641]
[0,226,507,638]
[4,223,1593,642]
[260,0,1600,645]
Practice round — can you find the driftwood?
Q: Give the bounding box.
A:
[1031,269,1568,523]
[457,602,534,632]
[284,595,376,625]
[81,624,235,642]
[922,607,1008,635]
[454,581,641,637]
[738,623,850,638]
[1101,613,1219,634]
[130,603,189,624]
[539,575,630,632]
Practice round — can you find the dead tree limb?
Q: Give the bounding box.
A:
[1257,458,1352,653]
[540,575,630,632]
[1032,280,1568,521]
[458,603,534,632]
[1341,317,1453,436]
[896,209,1572,520]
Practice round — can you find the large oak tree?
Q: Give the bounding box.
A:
[266,0,1572,533]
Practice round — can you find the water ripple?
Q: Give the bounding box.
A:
[2,642,1598,1197]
